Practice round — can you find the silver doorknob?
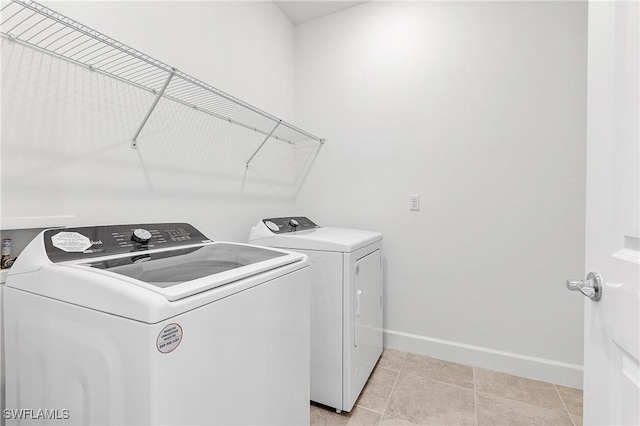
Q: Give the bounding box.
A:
[566,272,602,301]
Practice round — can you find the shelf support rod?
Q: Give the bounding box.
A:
[246,120,282,168]
[131,68,176,149]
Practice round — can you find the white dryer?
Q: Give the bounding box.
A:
[249,217,383,413]
[4,223,310,425]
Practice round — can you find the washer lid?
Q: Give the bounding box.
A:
[79,242,300,301]
[6,224,310,322]
[251,226,382,252]
[6,239,308,323]
[8,223,307,303]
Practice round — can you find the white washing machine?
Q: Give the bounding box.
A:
[249,217,383,413]
[4,223,310,425]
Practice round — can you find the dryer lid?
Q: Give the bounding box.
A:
[250,224,382,253]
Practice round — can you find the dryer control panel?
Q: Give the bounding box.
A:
[44,223,211,263]
[262,217,319,234]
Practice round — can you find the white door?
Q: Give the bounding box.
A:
[579,1,640,425]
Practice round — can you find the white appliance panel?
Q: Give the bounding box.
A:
[354,250,382,348]
[249,218,383,413]
[1,279,5,426]
[5,290,150,425]
[4,267,310,425]
[249,218,382,253]
[281,248,344,409]
[4,223,311,425]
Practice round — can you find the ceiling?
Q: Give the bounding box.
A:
[274,1,368,25]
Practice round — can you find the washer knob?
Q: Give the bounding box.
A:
[265,221,280,232]
[131,228,152,244]
[289,218,299,228]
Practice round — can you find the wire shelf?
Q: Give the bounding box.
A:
[0,0,324,162]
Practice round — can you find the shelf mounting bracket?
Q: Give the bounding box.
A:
[131,68,176,149]
[246,120,282,168]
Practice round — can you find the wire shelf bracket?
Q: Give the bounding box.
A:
[132,68,175,149]
[246,120,282,169]
[0,0,324,159]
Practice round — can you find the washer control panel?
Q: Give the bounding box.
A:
[262,217,319,234]
[44,223,211,263]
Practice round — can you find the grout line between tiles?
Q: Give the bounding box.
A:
[380,352,405,418]
[474,368,571,415]
[352,405,383,423]
[473,366,479,426]
[401,351,480,392]
[568,412,577,426]
[355,404,384,415]
[554,383,576,425]
[475,388,579,420]
[401,371,476,393]
[355,353,404,416]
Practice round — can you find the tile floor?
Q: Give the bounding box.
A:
[310,349,583,426]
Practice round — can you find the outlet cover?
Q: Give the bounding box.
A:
[409,195,420,211]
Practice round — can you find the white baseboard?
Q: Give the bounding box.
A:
[384,328,583,389]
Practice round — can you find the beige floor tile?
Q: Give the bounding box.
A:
[556,384,583,417]
[379,415,416,425]
[474,368,565,410]
[311,403,382,425]
[317,349,579,426]
[356,366,399,413]
[476,392,573,426]
[401,353,474,389]
[385,373,476,425]
[378,349,408,371]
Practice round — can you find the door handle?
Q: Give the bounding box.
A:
[566,272,602,301]
[356,289,362,316]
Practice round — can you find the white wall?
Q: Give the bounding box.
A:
[1,1,296,242]
[2,0,588,388]
[295,1,587,387]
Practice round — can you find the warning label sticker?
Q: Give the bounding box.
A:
[51,232,92,252]
[156,323,183,354]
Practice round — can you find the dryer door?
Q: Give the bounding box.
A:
[348,248,384,410]
[354,249,382,349]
